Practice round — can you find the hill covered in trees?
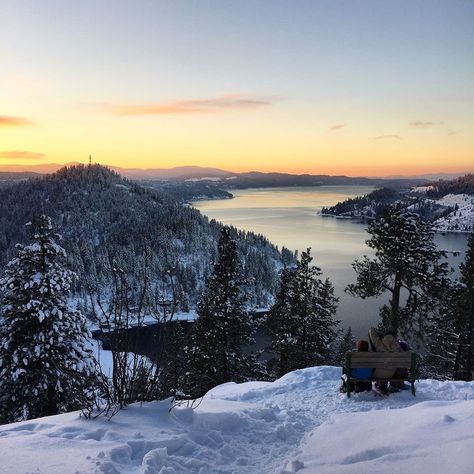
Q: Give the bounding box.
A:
[321,174,474,231]
[0,165,294,314]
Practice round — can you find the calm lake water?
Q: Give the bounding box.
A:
[193,186,470,338]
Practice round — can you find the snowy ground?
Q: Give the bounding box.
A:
[1,366,473,474]
[432,193,474,232]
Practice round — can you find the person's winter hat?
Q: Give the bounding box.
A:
[356,340,369,351]
[399,340,409,351]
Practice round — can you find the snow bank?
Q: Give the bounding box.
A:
[0,366,473,473]
[293,399,473,474]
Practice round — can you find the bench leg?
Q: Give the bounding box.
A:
[410,353,417,396]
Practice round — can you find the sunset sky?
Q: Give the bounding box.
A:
[1,0,473,176]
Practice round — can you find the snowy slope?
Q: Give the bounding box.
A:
[0,366,473,474]
[432,193,474,232]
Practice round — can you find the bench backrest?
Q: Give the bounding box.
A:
[347,351,415,369]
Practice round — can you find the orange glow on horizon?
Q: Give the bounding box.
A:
[0,156,472,178]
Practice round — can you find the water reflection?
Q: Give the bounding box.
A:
[193,186,469,338]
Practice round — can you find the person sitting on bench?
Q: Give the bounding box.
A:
[351,340,373,392]
[368,327,401,395]
[341,339,373,394]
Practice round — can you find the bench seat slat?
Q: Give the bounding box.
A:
[350,359,411,368]
[344,351,417,398]
[348,352,412,369]
[350,352,412,359]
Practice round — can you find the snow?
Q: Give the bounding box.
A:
[412,185,435,193]
[185,177,223,182]
[432,193,474,232]
[1,366,473,473]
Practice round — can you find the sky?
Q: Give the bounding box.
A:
[1,0,473,176]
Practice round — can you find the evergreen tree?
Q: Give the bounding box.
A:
[424,293,461,380]
[267,249,339,378]
[335,327,356,366]
[346,207,450,338]
[425,234,474,380]
[455,233,474,380]
[183,227,256,398]
[266,267,298,377]
[157,321,188,399]
[0,216,98,423]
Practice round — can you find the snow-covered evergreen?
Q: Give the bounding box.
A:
[335,326,356,366]
[183,227,257,397]
[346,207,450,338]
[0,216,98,423]
[425,233,474,380]
[267,249,339,377]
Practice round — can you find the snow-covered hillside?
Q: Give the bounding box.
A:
[432,193,474,232]
[0,366,473,474]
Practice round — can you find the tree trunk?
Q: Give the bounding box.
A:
[390,274,401,336]
[465,293,474,381]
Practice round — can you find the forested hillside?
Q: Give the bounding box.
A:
[0,165,293,314]
[425,173,474,198]
[321,174,474,231]
[321,187,400,219]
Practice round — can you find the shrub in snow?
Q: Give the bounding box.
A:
[0,215,99,423]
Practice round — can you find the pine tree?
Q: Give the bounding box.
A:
[335,327,356,366]
[157,321,188,399]
[183,227,256,398]
[455,233,474,380]
[0,216,98,423]
[424,294,461,380]
[425,234,474,380]
[346,206,450,338]
[266,267,299,377]
[267,249,339,378]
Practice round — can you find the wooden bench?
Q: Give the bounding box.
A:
[343,351,417,398]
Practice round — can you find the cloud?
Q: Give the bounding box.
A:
[104,94,277,116]
[330,124,346,131]
[410,121,435,127]
[375,134,402,140]
[0,151,45,160]
[0,115,35,127]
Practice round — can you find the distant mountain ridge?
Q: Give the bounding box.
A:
[0,162,430,188]
[0,162,232,180]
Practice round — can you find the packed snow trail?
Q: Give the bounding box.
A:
[0,366,473,473]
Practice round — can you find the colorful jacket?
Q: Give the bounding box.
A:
[351,367,373,379]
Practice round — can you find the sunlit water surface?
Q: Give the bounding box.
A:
[193,186,469,338]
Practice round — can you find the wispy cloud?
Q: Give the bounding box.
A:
[0,115,35,127]
[330,124,346,131]
[104,94,277,116]
[410,121,435,127]
[375,134,402,140]
[0,151,45,160]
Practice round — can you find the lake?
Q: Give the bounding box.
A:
[193,186,470,339]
